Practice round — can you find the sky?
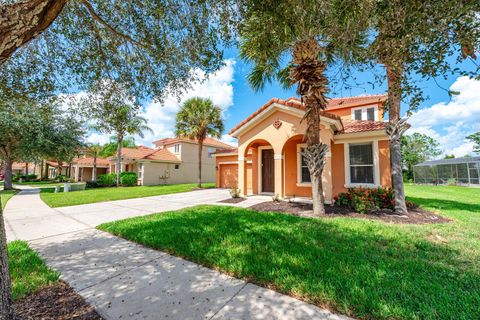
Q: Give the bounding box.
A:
[87,47,480,158]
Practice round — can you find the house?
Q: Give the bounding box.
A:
[71,157,110,182]
[108,137,233,186]
[214,95,392,203]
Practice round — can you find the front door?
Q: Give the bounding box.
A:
[261,149,274,193]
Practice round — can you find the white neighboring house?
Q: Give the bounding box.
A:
[108,137,233,186]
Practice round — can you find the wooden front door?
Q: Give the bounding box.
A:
[261,149,274,193]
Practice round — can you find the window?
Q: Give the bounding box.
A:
[174,164,180,170]
[174,144,180,153]
[299,147,311,183]
[366,107,375,121]
[352,106,377,121]
[208,148,216,158]
[354,109,362,120]
[349,143,374,184]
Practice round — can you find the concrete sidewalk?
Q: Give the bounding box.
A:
[5,189,349,320]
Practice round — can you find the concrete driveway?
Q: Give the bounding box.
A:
[4,188,349,320]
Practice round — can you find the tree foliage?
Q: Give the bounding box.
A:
[100,137,136,158]
[466,132,480,154]
[175,97,224,187]
[401,133,441,180]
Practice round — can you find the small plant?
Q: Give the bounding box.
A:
[272,194,281,202]
[120,172,138,187]
[286,194,296,203]
[447,178,457,186]
[335,187,395,214]
[55,174,71,182]
[229,188,241,198]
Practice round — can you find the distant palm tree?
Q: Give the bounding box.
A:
[85,143,103,182]
[175,97,224,188]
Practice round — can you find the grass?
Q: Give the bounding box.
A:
[8,241,59,301]
[1,190,17,210]
[99,185,480,320]
[40,183,215,208]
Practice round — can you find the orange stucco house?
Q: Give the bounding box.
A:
[214,94,392,203]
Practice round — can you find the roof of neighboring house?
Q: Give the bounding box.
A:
[12,162,26,170]
[72,157,110,167]
[152,137,234,149]
[212,148,238,155]
[339,120,387,134]
[46,161,68,167]
[113,146,181,163]
[229,97,342,135]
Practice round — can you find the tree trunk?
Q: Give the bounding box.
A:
[0,198,16,320]
[3,157,13,191]
[386,64,408,215]
[93,156,97,182]
[25,163,28,176]
[0,0,68,65]
[116,136,123,187]
[197,141,203,188]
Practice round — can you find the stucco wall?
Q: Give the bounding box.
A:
[142,160,216,186]
[378,140,392,187]
[328,102,384,122]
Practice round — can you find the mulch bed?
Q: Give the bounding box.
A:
[14,281,103,320]
[218,197,247,204]
[249,201,450,224]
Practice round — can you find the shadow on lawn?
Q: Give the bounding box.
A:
[100,206,480,320]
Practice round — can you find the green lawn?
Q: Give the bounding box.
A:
[40,183,215,208]
[1,190,17,210]
[99,185,480,320]
[8,241,59,300]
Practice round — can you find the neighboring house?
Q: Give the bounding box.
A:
[71,157,110,182]
[45,161,69,179]
[109,137,232,186]
[214,95,392,203]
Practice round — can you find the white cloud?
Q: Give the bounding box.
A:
[407,76,480,158]
[220,134,238,147]
[86,132,110,145]
[137,59,236,146]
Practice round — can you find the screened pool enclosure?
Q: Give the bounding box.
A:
[414,156,480,186]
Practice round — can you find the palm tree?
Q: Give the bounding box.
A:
[175,97,224,188]
[85,143,103,182]
[239,0,370,214]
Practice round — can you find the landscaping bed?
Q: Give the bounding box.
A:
[14,281,103,320]
[218,197,246,204]
[248,200,450,224]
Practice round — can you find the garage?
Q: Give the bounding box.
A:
[219,163,238,188]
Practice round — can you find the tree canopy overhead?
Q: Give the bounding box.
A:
[1,0,235,101]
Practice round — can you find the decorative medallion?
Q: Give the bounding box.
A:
[273,120,282,129]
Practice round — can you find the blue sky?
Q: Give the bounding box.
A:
[87,47,480,158]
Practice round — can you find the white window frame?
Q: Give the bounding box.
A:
[174,143,180,154]
[344,140,380,188]
[296,144,312,186]
[351,105,378,121]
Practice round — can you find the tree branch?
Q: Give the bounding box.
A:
[0,0,68,65]
[80,0,144,48]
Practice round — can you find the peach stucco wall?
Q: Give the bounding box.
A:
[379,140,392,187]
[328,102,384,122]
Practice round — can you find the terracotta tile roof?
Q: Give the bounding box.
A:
[114,145,180,162]
[144,149,181,162]
[229,98,342,135]
[285,94,387,110]
[12,162,26,170]
[72,157,110,167]
[153,137,233,149]
[46,160,68,167]
[212,148,238,155]
[340,120,387,134]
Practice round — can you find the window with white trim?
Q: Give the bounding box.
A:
[349,143,374,184]
[299,147,311,183]
[352,106,377,121]
[174,144,180,154]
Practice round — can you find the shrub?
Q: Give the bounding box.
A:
[120,172,137,187]
[447,178,457,186]
[98,173,116,187]
[86,181,101,189]
[55,175,71,182]
[335,187,395,214]
[229,188,241,198]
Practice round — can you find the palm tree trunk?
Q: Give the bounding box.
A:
[116,135,123,187]
[197,141,203,188]
[291,39,329,215]
[386,64,408,215]
[0,199,15,320]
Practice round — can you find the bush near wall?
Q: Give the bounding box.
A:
[98,173,116,187]
[334,187,395,214]
[120,172,137,187]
